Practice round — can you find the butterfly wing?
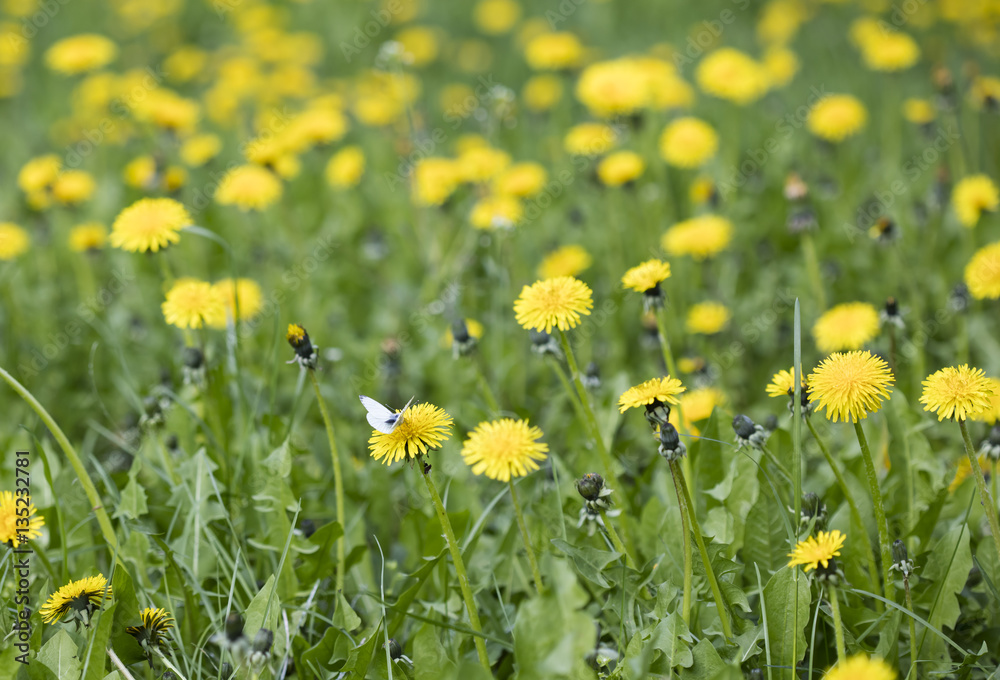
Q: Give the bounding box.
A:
[359,395,398,434]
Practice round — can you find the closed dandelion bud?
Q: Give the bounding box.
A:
[183,346,204,370]
[225,613,244,642]
[980,424,1000,460]
[252,628,274,655]
[764,414,778,432]
[451,319,477,357]
[583,361,601,389]
[787,207,817,234]
[298,518,317,538]
[890,539,915,578]
[880,296,904,329]
[166,434,179,451]
[733,415,769,449]
[800,492,827,530]
[733,414,756,439]
[529,330,560,357]
[286,323,319,369]
[576,473,605,502]
[657,422,686,461]
[949,283,970,313]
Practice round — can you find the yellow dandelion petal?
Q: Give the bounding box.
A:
[661,214,733,261]
[0,222,30,260]
[920,365,994,421]
[808,350,894,423]
[824,654,898,680]
[952,174,999,228]
[807,94,867,143]
[812,302,880,353]
[0,490,44,545]
[461,419,548,481]
[215,165,283,211]
[964,241,1000,300]
[618,376,686,413]
[622,259,671,293]
[368,403,453,465]
[162,280,226,330]
[686,302,731,335]
[970,377,1000,425]
[787,529,846,572]
[766,367,806,398]
[110,198,191,253]
[40,574,112,624]
[513,276,593,333]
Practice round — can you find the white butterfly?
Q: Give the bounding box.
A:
[359,395,416,434]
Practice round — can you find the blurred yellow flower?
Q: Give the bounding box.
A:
[859,31,919,72]
[807,94,867,143]
[952,174,998,227]
[162,279,226,329]
[686,302,731,335]
[0,222,29,260]
[524,32,584,70]
[180,134,222,167]
[662,214,733,260]
[971,377,1000,424]
[17,155,61,194]
[395,26,440,67]
[111,198,190,253]
[215,165,283,211]
[473,0,521,35]
[209,278,264,327]
[470,194,522,229]
[564,122,617,156]
[902,98,935,125]
[965,241,1000,300]
[576,58,650,118]
[457,146,511,183]
[45,34,117,74]
[495,162,547,197]
[812,302,880,353]
[326,146,365,189]
[412,157,461,206]
[659,117,718,168]
[762,46,799,88]
[597,151,645,186]
[696,48,770,105]
[538,245,592,279]
[52,170,96,205]
[123,156,157,190]
[622,259,671,293]
[68,223,107,252]
[523,74,563,112]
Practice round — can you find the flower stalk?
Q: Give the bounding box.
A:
[668,460,693,625]
[508,479,544,595]
[827,584,847,661]
[853,420,895,603]
[308,370,346,594]
[959,419,1000,565]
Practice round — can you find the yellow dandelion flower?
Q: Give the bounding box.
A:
[457,146,512,183]
[209,278,264,328]
[368,403,453,465]
[123,155,157,190]
[971,377,1000,424]
[622,259,671,293]
[597,151,645,186]
[618,376,685,413]
[969,75,1000,111]
[678,386,726,422]
[686,302,731,335]
[787,530,845,572]
[807,94,867,143]
[952,174,998,227]
[695,47,770,105]
[395,26,440,67]
[564,122,617,156]
[325,146,365,189]
[51,170,96,205]
[470,194,523,229]
[762,46,799,88]
[689,175,716,204]
[0,490,44,545]
[808,350,894,423]
[0,222,30,260]
[859,32,919,72]
[161,279,226,330]
[17,154,61,193]
[180,134,222,167]
[412,157,461,206]
[576,58,651,118]
[767,367,806,398]
[538,245,592,279]
[661,214,733,260]
[948,454,989,494]
[68,223,107,252]
[824,654,897,680]
[126,607,174,652]
[215,165,283,211]
[40,574,112,624]
[920,365,994,421]
[523,74,563,112]
[659,116,718,168]
[474,0,521,34]
[513,276,593,333]
[964,241,1000,300]
[442,318,484,348]
[524,32,583,70]
[110,198,190,253]
[812,302,880,353]
[495,162,548,197]
[44,34,117,74]
[133,89,200,135]
[461,419,548,481]
[902,98,935,125]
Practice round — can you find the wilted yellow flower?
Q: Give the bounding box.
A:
[695,48,769,105]
[812,302,880,353]
[952,174,998,227]
[964,241,1000,300]
[807,94,867,143]
[44,34,117,74]
[597,151,645,186]
[686,302,731,334]
[564,122,617,156]
[538,245,592,279]
[661,214,733,260]
[524,32,583,70]
[659,117,718,168]
[326,146,365,189]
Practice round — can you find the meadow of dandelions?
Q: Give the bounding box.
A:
[2,0,1000,679]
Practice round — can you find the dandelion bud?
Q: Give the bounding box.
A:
[890,539,915,578]
[948,283,970,313]
[576,473,605,502]
[763,414,778,432]
[183,346,204,369]
[450,319,478,358]
[386,638,404,660]
[800,493,827,530]
[225,613,244,642]
[166,434,179,451]
[733,415,769,450]
[980,424,1000,461]
[286,323,318,369]
[220,663,234,680]
[732,414,756,439]
[252,628,274,655]
[657,423,686,461]
[583,361,601,389]
[529,330,560,357]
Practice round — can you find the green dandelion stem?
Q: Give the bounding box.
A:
[0,365,119,557]
[107,647,138,680]
[806,417,882,607]
[548,357,589,431]
[904,577,918,680]
[959,419,1000,566]
[668,460,693,626]
[308,370,346,594]
[758,444,793,486]
[800,234,826,312]
[827,583,847,662]
[598,508,636,570]
[422,470,491,671]
[793,299,803,533]
[508,479,544,596]
[669,459,733,641]
[853,420,896,604]
[653,309,696,495]
[475,355,501,416]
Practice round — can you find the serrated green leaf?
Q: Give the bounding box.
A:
[762,567,810,680]
[550,537,621,588]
